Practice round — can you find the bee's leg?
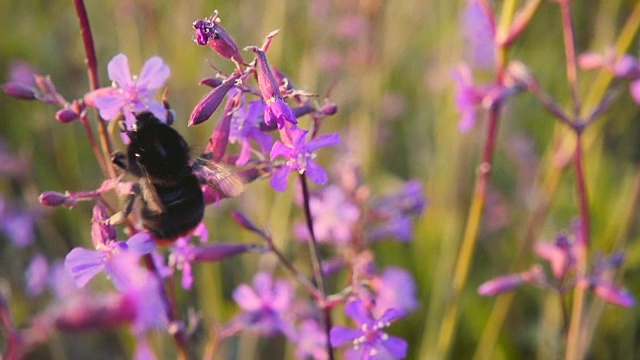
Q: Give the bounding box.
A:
[106,184,139,225]
[111,151,128,171]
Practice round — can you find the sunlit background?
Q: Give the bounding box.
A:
[1,0,639,359]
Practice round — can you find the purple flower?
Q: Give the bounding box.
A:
[294,319,328,360]
[452,64,483,132]
[64,205,156,289]
[25,254,49,296]
[85,54,170,131]
[330,299,407,359]
[534,234,575,282]
[296,185,359,243]
[270,127,340,192]
[462,0,495,69]
[2,61,38,100]
[371,268,419,318]
[111,252,168,334]
[1,208,36,248]
[230,99,273,166]
[232,272,295,336]
[189,73,240,126]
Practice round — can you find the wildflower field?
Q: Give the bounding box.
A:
[1,0,640,359]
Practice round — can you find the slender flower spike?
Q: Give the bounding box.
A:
[270,127,340,192]
[330,299,408,360]
[250,47,298,129]
[84,54,170,131]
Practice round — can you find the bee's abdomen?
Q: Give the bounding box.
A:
[141,174,204,242]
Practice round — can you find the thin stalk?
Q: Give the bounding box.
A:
[79,113,109,176]
[266,236,324,301]
[557,0,580,117]
[437,104,501,355]
[142,254,191,360]
[565,132,589,360]
[299,173,334,360]
[72,0,116,179]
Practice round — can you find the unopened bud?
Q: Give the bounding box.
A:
[189,73,240,126]
[56,108,79,124]
[39,191,74,207]
[2,82,37,100]
[478,273,526,296]
[199,77,224,88]
[321,102,338,116]
[193,12,244,67]
[192,243,262,262]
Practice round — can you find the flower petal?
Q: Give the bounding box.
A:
[344,299,371,325]
[306,132,340,152]
[94,95,126,120]
[64,247,105,287]
[232,284,262,311]
[137,56,170,89]
[108,54,132,88]
[126,232,156,255]
[305,160,329,185]
[329,326,362,347]
[380,335,408,359]
[270,166,292,192]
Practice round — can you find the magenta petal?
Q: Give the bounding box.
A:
[630,80,640,104]
[64,247,105,287]
[594,282,636,308]
[381,335,409,358]
[108,54,132,88]
[270,141,293,160]
[478,273,525,296]
[138,56,170,89]
[233,284,262,311]
[329,326,362,347]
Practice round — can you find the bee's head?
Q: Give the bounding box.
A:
[127,112,191,179]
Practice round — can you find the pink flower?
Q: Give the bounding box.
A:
[85,54,170,131]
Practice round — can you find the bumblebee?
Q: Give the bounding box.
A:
[110,112,223,243]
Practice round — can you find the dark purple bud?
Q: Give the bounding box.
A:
[55,108,79,124]
[199,77,224,88]
[231,210,266,236]
[250,47,281,102]
[39,191,73,207]
[292,103,315,118]
[478,273,526,296]
[205,94,239,161]
[192,243,264,262]
[193,12,244,66]
[189,73,240,126]
[2,82,37,100]
[320,102,338,116]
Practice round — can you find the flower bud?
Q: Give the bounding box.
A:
[193,12,244,67]
[199,77,224,88]
[39,191,74,207]
[56,108,79,124]
[192,243,263,262]
[230,210,265,236]
[478,273,526,296]
[2,82,37,100]
[321,102,338,116]
[189,73,240,126]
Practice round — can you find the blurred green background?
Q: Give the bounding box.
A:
[1,0,640,359]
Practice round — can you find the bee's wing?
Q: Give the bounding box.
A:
[138,170,166,214]
[195,160,244,198]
